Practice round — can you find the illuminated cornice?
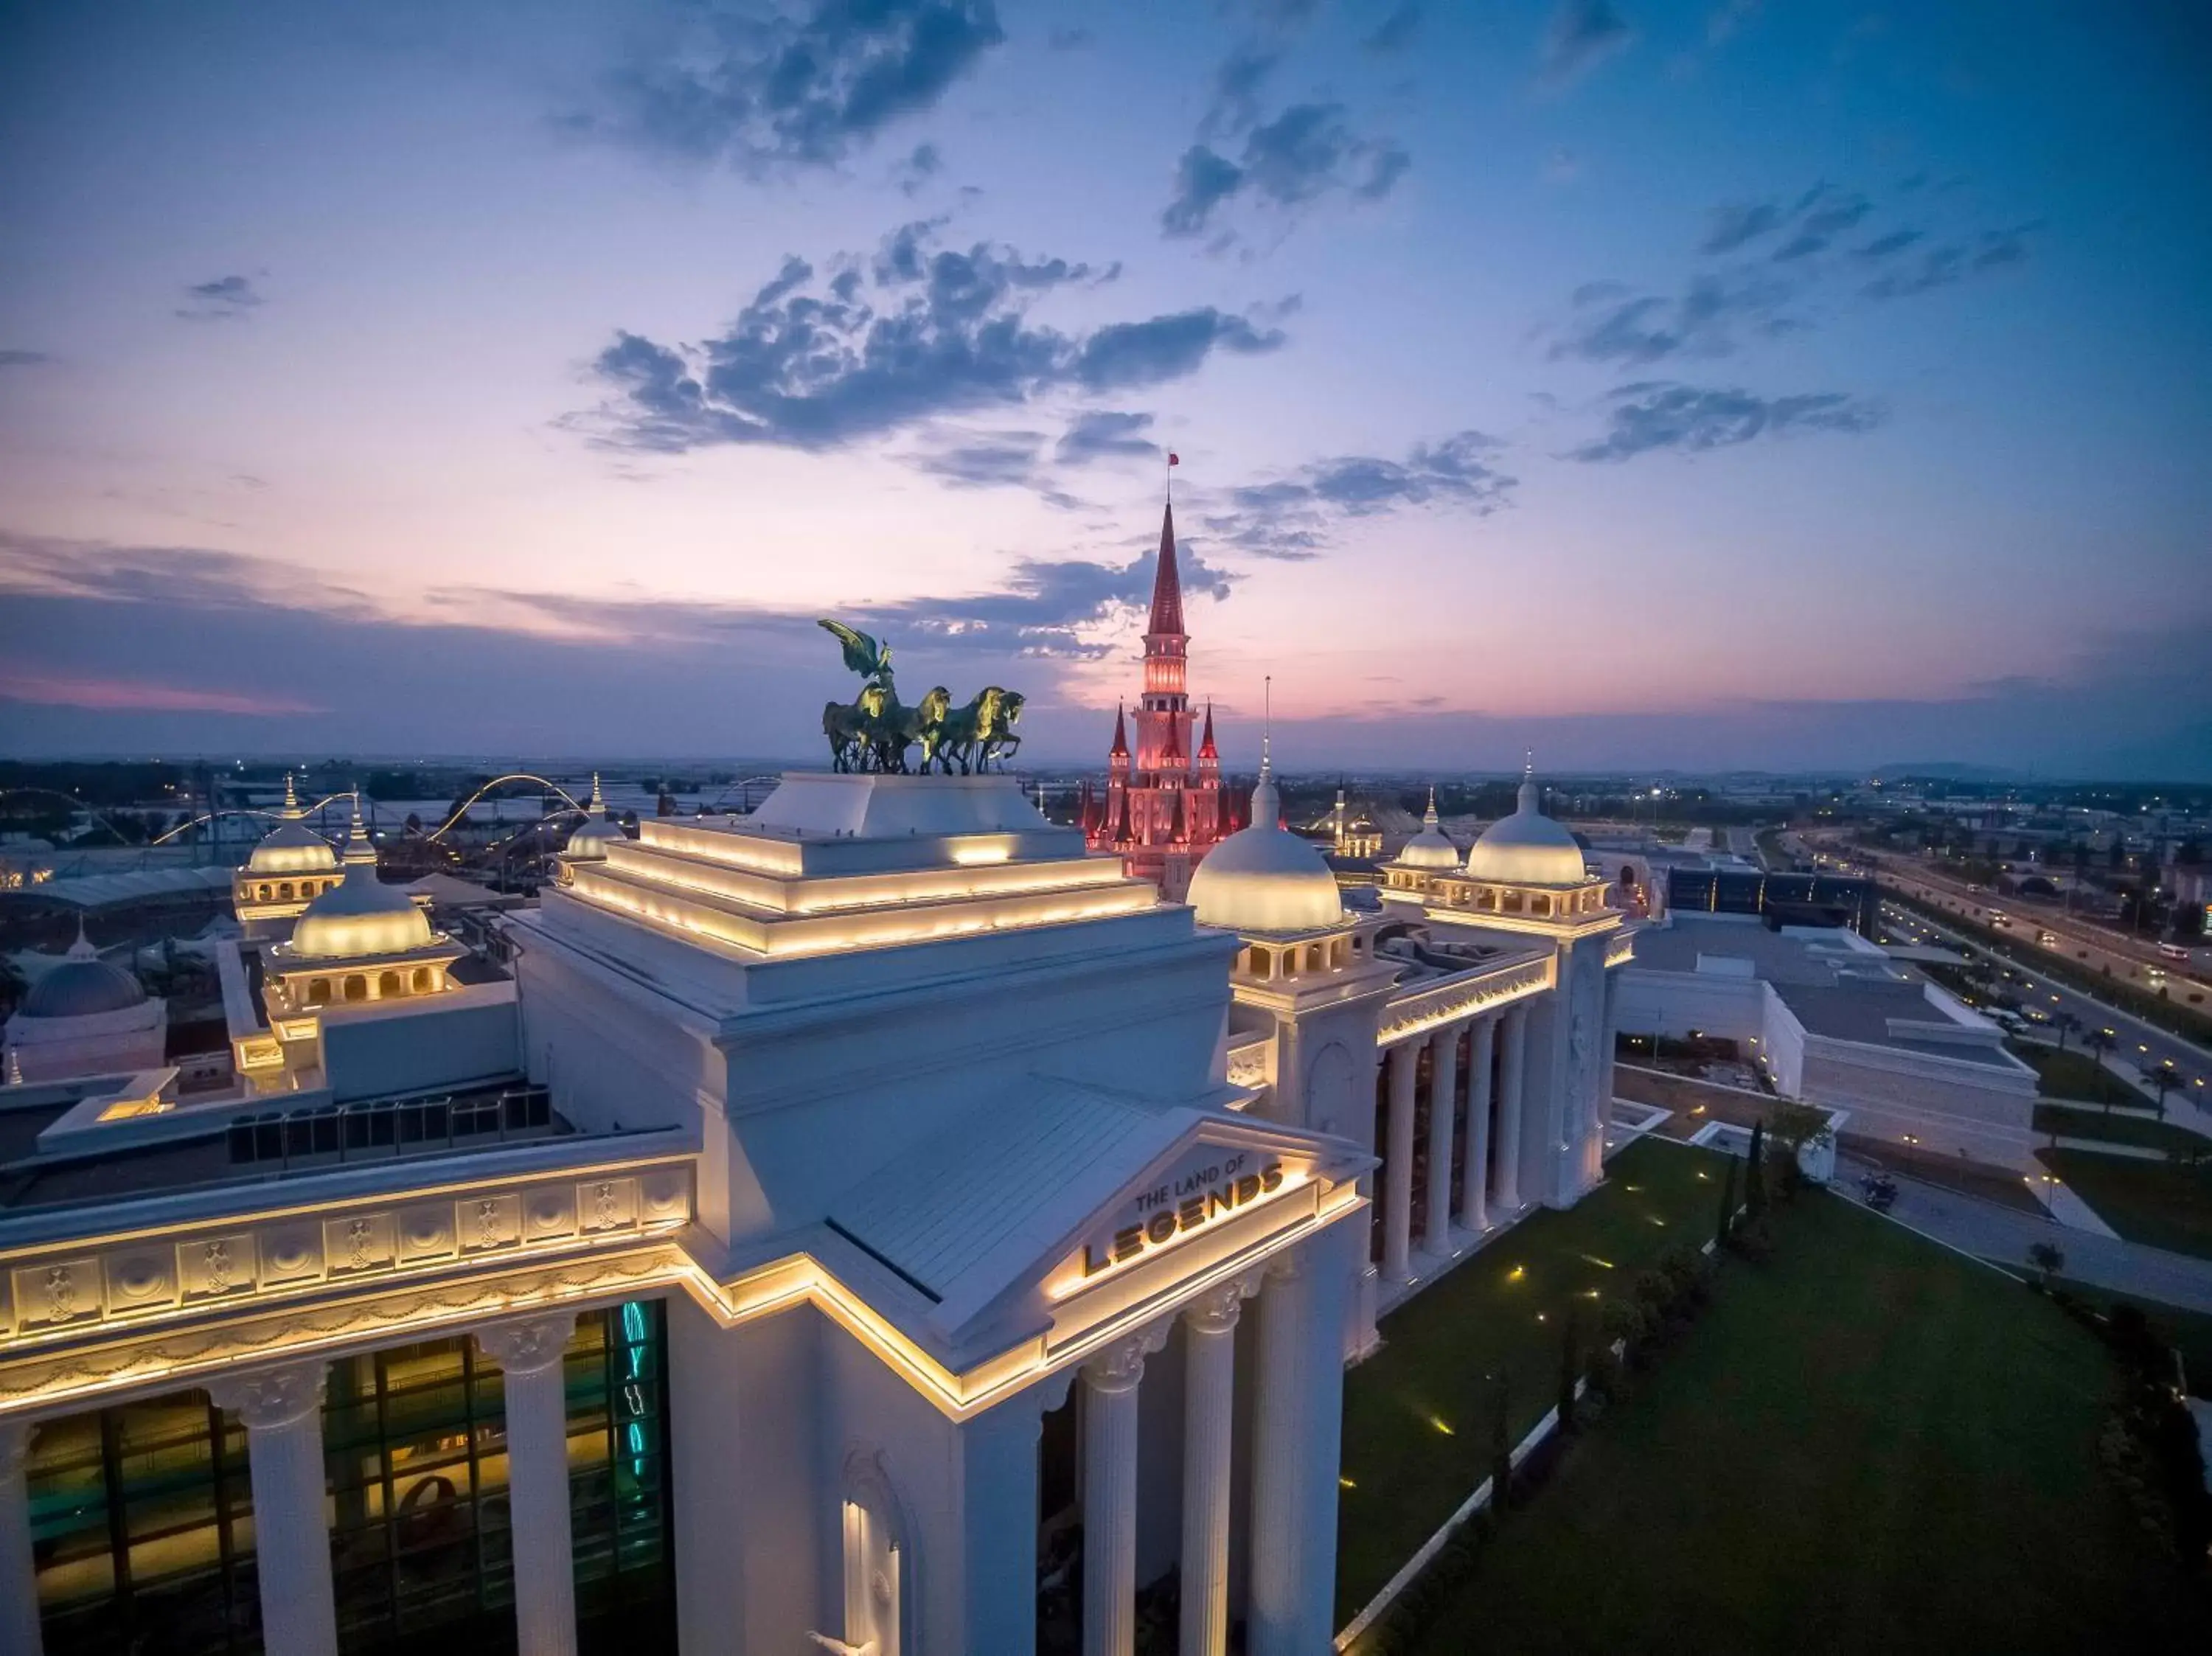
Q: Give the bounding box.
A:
[1377,957,1554,1046]
[0,1165,1369,1426]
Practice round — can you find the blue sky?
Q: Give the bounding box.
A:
[1,1,2206,775]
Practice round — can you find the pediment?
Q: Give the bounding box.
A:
[826,1079,1368,1357]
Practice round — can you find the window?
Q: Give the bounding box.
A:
[343,975,366,1002]
[308,978,333,1006]
[279,883,294,902]
[377,972,402,1000]
[410,968,431,993]
[25,1303,675,1656]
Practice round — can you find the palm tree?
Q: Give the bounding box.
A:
[2150,1067,2176,1122]
[2027,1241,2065,1288]
[2053,1010,2081,1055]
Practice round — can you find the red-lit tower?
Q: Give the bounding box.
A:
[1089,501,1228,900]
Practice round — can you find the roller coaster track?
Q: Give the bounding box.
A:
[424,775,586,841]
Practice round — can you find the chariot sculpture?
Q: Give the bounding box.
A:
[818,620,1024,774]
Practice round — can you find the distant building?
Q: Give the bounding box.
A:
[1082,501,1232,900]
[3,921,167,1082]
[1615,914,2037,1166]
[1666,865,1879,934]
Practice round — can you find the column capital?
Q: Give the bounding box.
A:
[1263,1239,1307,1287]
[475,1311,578,1377]
[1084,1337,1147,1396]
[208,1358,327,1430]
[1183,1281,1244,1337]
[0,1416,32,1472]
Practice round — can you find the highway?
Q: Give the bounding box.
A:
[1790,832,2212,1002]
[1874,900,2211,1120]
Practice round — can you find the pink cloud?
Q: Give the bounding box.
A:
[0,671,324,716]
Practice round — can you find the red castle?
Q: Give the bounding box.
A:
[1080,501,1239,900]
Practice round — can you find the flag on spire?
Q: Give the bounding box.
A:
[1167,452,1179,465]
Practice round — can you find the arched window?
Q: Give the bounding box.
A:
[377,970,402,999]
[307,978,332,1006]
[343,974,367,1002]
[279,882,294,902]
[411,967,431,992]
[257,883,272,902]
[838,1451,910,1656]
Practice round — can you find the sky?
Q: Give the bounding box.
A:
[1,0,2208,777]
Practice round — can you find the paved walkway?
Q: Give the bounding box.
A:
[1836,1150,2212,1315]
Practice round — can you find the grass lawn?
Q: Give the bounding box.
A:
[2045,1278,2212,1396]
[1334,1135,1723,1621]
[2032,1102,2208,1155]
[1399,1192,2203,1654]
[2040,1147,2212,1260]
[2015,1043,2149,1109]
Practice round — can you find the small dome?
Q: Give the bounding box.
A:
[1464,777,1589,887]
[566,818,627,860]
[248,820,338,875]
[22,957,147,1019]
[1189,769,1344,933]
[563,776,627,860]
[1397,788,1460,870]
[288,863,434,959]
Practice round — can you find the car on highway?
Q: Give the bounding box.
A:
[2036,929,2058,945]
[2159,942,2191,962]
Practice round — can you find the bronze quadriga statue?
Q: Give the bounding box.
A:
[818,621,1026,775]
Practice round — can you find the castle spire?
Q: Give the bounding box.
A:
[1146,501,1185,639]
[1197,701,1218,764]
[1110,701,1129,760]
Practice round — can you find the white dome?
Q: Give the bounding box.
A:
[1464,779,1589,887]
[288,863,434,959]
[1189,771,1344,933]
[1397,790,1460,870]
[566,818,627,860]
[248,821,337,874]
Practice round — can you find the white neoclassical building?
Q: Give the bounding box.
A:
[0,756,1629,1656]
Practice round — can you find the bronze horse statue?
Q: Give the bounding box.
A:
[816,619,1024,776]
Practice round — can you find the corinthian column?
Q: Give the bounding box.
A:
[209,1360,336,1656]
[1381,1040,1419,1281]
[1,1419,41,1656]
[1495,1005,1528,1213]
[478,1313,580,1656]
[1423,1023,1461,1257]
[1461,1015,1496,1233]
[1082,1340,1145,1656]
[1179,1287,1241,1656]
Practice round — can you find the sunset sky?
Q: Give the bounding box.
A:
[2,1,2207,775]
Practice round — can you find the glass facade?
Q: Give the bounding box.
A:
[1666,869,1878,933]
[26,1298,674,1655]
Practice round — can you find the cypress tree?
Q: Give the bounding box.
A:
[1745,1120,1768,1217]
[1714,1151,1738,1247]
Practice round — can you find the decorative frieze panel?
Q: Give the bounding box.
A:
[0,1157,695,1349]
[1606,934,1636,969]
[1378,958,1552,1047]
[1225,1037,1273,1090]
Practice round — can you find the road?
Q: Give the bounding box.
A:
[1794,831,2211,999]
[1836,1149,2212,1315]
[1873,899,2212,1118]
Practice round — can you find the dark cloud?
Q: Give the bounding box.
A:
[1055,411,1159,464]
[0,528,1234,762]
[1203,46,1282,139]
[1700,201,1787,255]
[1364,3,1422,54]
[569,0,1004,172]
[0,349,52,369]
[1538,0,1632,87]
[1047,27,1093,51]
[1161,103,1410,238]
[582,221,1278,453]
[1568,381,1885,462]
[177,275,264,321]
[1857,228,1924,259]
[1863,224,2035,299]
[894,141,942,196]
[1548,271,1796,366]
[1211,431,1515,558]
[1770,190,1870,260]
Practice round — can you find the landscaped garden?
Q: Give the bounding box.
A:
[2033,1101,2208,1156]
[1385,1189,2208,1653]
[1333,1134,1722,1621]
[2038,1147,2212,1260]
[2015,1042,2152,1110]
